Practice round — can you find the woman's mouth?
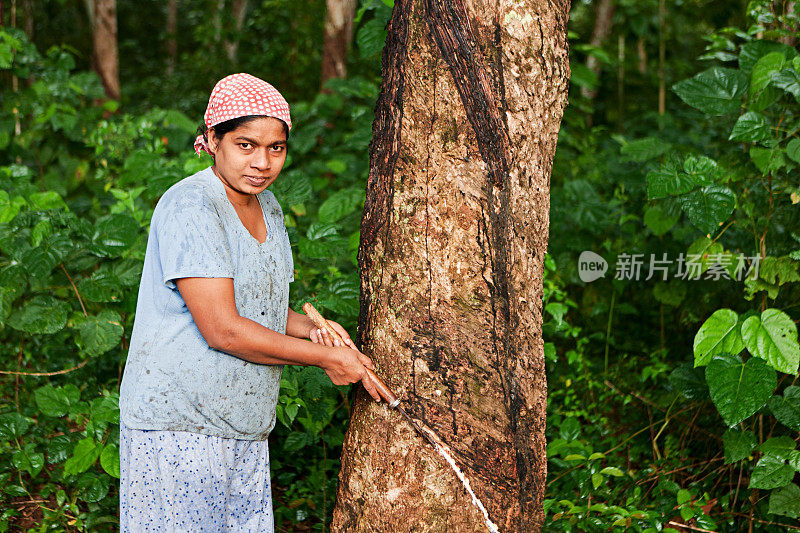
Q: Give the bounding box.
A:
[245,176,268,186]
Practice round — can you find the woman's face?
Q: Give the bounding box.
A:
[208,117,288,199]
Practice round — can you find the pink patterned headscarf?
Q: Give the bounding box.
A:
[194,73,292,157]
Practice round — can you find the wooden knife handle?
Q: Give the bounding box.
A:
[302,303,400,407]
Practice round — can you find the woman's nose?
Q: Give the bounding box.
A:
[251,148,270,171]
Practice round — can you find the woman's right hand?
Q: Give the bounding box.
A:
[321,346,381,402]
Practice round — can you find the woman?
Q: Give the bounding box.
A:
[119,73,380,532]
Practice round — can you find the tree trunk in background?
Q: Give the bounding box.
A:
[331,0,570,531]
[580,0,615,101]
[658,0,665,116]
[92,0,120,100]
[779,1,796,46]
[223,0,248,64]
[321,0,357,89]
[22,0,32,40]
[166,0,178,77]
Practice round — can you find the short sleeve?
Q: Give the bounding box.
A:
[156,194,235,290]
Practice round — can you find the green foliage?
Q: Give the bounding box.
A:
[547,0,799,529]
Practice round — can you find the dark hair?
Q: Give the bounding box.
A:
[196,115,290,148]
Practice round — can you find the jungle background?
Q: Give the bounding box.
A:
[0,0,799,531]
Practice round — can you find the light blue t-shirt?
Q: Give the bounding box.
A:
[120,166,294,440]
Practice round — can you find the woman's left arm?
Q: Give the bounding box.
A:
[285,308,356,349]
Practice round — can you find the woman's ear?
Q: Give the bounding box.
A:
[207,128,219,154]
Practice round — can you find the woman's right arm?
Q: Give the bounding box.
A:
[174,276,381,401]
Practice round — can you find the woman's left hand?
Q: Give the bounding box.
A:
[309,320,356,349]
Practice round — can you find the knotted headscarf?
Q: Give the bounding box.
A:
[194,73,292,157]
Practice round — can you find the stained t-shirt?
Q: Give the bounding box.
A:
[120,166,294,440]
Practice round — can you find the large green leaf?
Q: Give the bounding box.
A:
[75,472,110,503]
[686,237,724,277]
[0,413,30,442]
[620,137,671,162]
[271,170,312,207]
[46,435,72,464]
[100,444,120,478]
[749,145,786,174]
[78,310,124,357]
[769,483,800,518]
[646,162,696,199]
[693,309,744,366]
[750,51,787,95]
[64,437,102,476]
[722,429,757,464]
[668,364,709,401]
[356,16,387,58]
[317,188,364,224]
[769,386,800,431]
[741,309,800,374]
[682,155,719,186]
[728,111,771,142]
[739,40,798,74]
[750,437,800,490]
[20,232,72,278]
[644,204,680,236]
[672,67,748,115]
[773,66,800,102]
[706,354,776,426]
[7,295,69,334]
[77,272,122,303]
[679,185,736,234]
[34,383,81,417]
[90,213,139,257]
[90,394,120,424]
[748,52,785,112]
[787,138,800,163]
[12,443,44,478]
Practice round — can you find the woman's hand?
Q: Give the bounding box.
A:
[320,346,380,402]
[309,320,356,349]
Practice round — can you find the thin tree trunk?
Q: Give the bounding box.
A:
[321,0,357,89]
[580,0,615,101]
[618,34,624,131]
[223,0,248,64]
[658,0,665,116]
[22,0,32,39]
[332,0,570,531]
[92,0,120,100]
[166,0,178,77]
[779,1,796,46]
[637,36,646,74]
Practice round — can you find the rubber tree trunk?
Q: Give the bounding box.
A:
[91,0,120,100]
[331,0,570,531]
[321,0,357,88]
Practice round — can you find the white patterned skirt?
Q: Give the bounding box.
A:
[119,422,274,532]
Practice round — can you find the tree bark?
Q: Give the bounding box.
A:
[580,0,615,101]
[321,0,357,89]
[331,0,570,531]
[91,0,120,100]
